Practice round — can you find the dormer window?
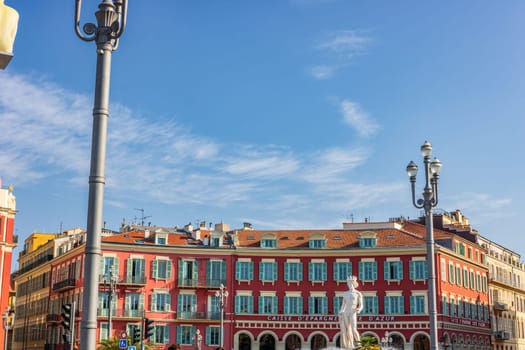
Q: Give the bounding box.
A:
[261,233,277,248]
[358,231,377,248]
[155,233,168,245]
[309,233,326,249]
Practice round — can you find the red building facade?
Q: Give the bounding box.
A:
[39,219,491,350]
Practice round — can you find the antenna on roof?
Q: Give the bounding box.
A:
[134,208,152,226]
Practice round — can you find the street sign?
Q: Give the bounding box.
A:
[119,339,128,349]
[128,346,137,350]
[121,332,128,339]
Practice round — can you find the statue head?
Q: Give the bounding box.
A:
[347,275,358,289]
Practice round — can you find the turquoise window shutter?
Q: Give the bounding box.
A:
[384,261,389,280]
[284,263,289,280]
[235,261,240,280]
[372,262,378,280]
[308,262,313,281]
[206,326,211,345]
[152,260,158,279]
[221,260,226,281]
[298,263,303,281]
[321,263,327,281]
[163,325,169,344]
[248,296,254,313]
[176,326,181,345]
[323,297,328,314]
[234,295,240,313]
[249,261,254,280]
[359,262,364,280]
[273,262,277,280]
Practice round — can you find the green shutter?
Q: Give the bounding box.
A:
[206,326,211,345]
[193,261,198,283]
[373,297,378,314]
[235,296,240,313]
[409,261,415,280]
[259,262,264,281]
[273,262,277,281]
[410,296,415,314]
[176,326,181,344]
[284,263,289,281]
[321,263,327,281]
[151,293,157,311]
[273,296,278,313]
[308,297,312,314]
[127,258,132,278]
[396,261,403,280]
[323,297,328,314]
[359,262,364,280]
[385,296,390,314]
[163,325,169,344]
[298,263,303,281]
[206,261,211,282]
[258,296,263,313]
[152,260,158,279]
[166,293,171,311]
[384,261,389,280]
[284,296,289,314]
[248,296,254,313]
[221,260,226,281]
[167,260,172,279]
[308,262,313,281]
[373,262,378,280]
[235,261,240,280]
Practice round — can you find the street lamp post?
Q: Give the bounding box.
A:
[406,140,442,350]
[215,284,228,348]
[2,308,11,350]
[105,266,117,338]
[74,1,127,350]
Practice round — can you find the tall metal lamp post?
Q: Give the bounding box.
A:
[215,284,228,348]
[406,140,442,350]
[105,266,117,338]
[74,1,128,350]
[2,308,12,350]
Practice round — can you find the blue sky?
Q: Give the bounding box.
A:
[2,1,525,261]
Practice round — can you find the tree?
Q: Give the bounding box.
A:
[356,335,380,350]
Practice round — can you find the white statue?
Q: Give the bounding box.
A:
[338,276,363,349]
[0,0,19,54]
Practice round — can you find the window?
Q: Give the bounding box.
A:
[309,233,326,248]
[409,260,427,280]
[457,299,463,317]
[284,295,303,314]
[440,259,446,281]
[127,258,145,284]
[308,295,328,314]
[178,294,197,318]
[469,271,475,289]
[98,291,116,316]
[410,295,426,314]
[362,296,378,314]
[101,256,119,279]
[235,295,253,314]
[442,296,449,316]
[284,261,303,282]
[463,268,469,288]
[359,238,377,248]
[125,293,144,317]
[259,261,277,282]
[261,234,277,248]
[153,324,169,344]
[206,326,220,346]
[177,325,194,345]
[100,323,109,341]
[455,266,462,286]
[152,259,172,280]
[384,295,404,314]
[179,260,198,287]
[207,260,226,287]
[333,296,343,314]
[384,260,403,281]
[359,261,378,281]
[208,295,220,318]
[308,261,327,282]
[450,298,456,317]
[258,295,277,314]
[152,292,171,312]
[448,263,455,284]
[333,262,352,282]
[235,260,254,281]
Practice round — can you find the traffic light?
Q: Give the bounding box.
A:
[143,318,154,340]
[61,303,73,331]
[132,326,141,345]
[62,333,70,344]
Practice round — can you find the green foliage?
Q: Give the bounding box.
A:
[356,335,380,350]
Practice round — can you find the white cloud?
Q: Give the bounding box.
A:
[308,65,336,80]
[340,99,380,137]
[315,30,371,58]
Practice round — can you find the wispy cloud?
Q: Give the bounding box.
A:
[340,99,380,137]
[0,73,400,228]
[308,30,372,80]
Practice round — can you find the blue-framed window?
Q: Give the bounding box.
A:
[308,261,327,282]
[152,325,170,344]
[309,239,326,248]
[384,261,403,281]
[409,260,427,280]
[177,294,197,318]
[333,296,343,314]
[442,296,449,316]
[206,326,220,346]
[152,259,172,279]
[359,237,377,248]
[359,261,377,281]
[206,260,226,286]
[457,299,463,318]
[259,261,277,282]
[333,262,352,282]
[261,238,277,248]
[284,295,303,314]
[235,295,253,314]
[384,295,404,314]
[410,295,426,314]
[258,295,277,314]
[176,325,194,345]
[308,295,328,314]
[362,296,378,314]
[450,298,457,317]
[235,261,254,281]
[284,261,303,282]
[151,292,171,312]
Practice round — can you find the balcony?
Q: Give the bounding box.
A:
[493,302,509,311]
[18,254,53,274]
[97,308,144,318]
[52,278,77,292]
[98,274,146,287]
[494,331,511,341]
[178,278,226,289]
[177,311,221,320]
